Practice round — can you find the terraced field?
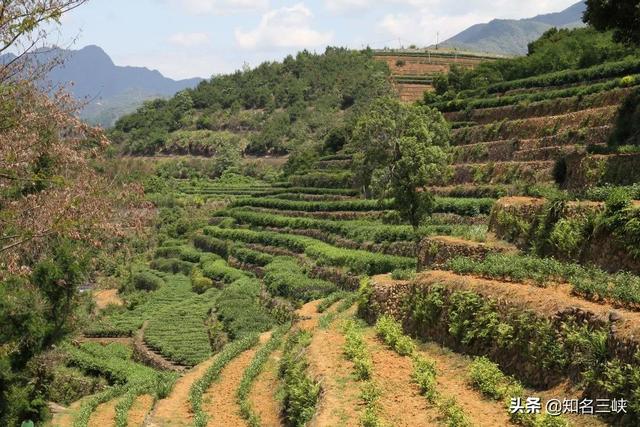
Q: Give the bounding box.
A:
[47,44,640,427]
[373,49,504,102]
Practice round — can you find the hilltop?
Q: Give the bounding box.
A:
[440,1,586,55]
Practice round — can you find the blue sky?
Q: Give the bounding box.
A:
[51,0,580,80]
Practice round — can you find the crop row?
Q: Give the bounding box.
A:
[433,74,640,112]
[230,196,494,216]
[65,342,177,427]
[445,253,640,310]
[204,226,416,275]
[190,335,260,427]
[485,57,640,95]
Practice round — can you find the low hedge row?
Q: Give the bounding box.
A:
[433,74,640,113]
[486,56,640,94]
[263,257,336,302]
[230,197,493,216]
[204,226,416,275]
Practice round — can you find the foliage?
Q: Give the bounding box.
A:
[610,88,640,146]
[350,97,450,228]
[585,0,640,46]
[278,331,320,427]
[205,226,416,275]
[375,315,416,356]
[214,277,275,339]
[64,342,177,427]
[113,48,392,155]
[342,320,373,380]
[263,257,336,302]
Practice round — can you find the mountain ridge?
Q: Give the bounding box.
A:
[440,1,587,55]
[3,45,204,127]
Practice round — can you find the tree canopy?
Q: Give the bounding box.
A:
[585,0,640,46]
[350,97,450,228]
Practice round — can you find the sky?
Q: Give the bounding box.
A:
[50,0,580,80]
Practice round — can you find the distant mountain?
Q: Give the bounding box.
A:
[440,1,587,55]
[2,45,204,127]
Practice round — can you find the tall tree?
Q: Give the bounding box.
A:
[351,97,450,229]
[584,0,640,45]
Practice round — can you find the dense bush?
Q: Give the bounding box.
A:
[193,234,229,258]
[263,257,336,302]
[204,226,416,275]
[113,48,392,155]
[610,88,640,146]
[131,270,164,291]
[214,278,274,339]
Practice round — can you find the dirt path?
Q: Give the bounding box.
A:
[297,300,323,331]
[148,358,215,427]
[127,394,155,427]
[88,398,118,427]
[203,333,271,427]
[248,350,283,427]
[418,342,514,427]
[363,330,441,427]
[307,319,362,427]
[48,400,83,427]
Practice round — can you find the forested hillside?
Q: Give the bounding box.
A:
[110,48,392,157]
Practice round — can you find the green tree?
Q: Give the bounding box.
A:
[351,97,450,229]
[585,0,640,45]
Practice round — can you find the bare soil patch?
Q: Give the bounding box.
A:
[248,350,283,427]
[88,398,118,427]
[128,394,154,427]
[148,358,215,427]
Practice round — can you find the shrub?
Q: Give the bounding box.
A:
[201,259,247,284]
[263,257,336,302]
[412,355,438,402]
[193,234,229,258]
[279,331,320,427]
[132,271,164,291]
[191,268,215,294]
[343,320,373,380]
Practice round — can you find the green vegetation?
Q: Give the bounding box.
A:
[204,226,416,275]
[343,319,374,380]
[469,357,568,426]
[279,331,320,427]
[350,97,450,228]
[373,315,471,426]
[263,257,336,302]
[190,335,259,427]
[65,342,177,427]
[111,48,392,156]
[585,0,640,46]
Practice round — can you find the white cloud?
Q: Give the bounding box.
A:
[168,32,210,47]
[324,0,370,13]
[379,11,482,46]
[235,3,333,50]
[168,0,269,15]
